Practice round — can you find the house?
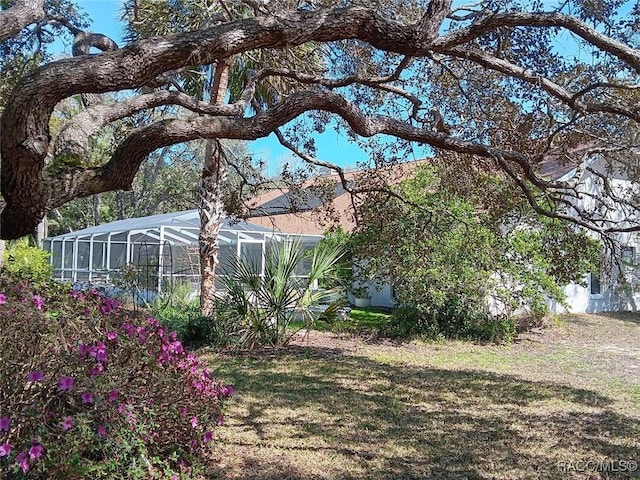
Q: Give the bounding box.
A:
[249,154,640,314]
[538,148,640,313]
[247,162,431,307]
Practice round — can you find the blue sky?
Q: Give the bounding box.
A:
[66,1,370,172]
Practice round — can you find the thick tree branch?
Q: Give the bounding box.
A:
[0,0,44,41]
[46,90,560,211]
[444,47,640,122]
[53,80,258,160]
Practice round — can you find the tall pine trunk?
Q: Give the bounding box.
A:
[199,60,229,317]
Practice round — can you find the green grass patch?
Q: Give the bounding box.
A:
[289,306,391,334]
[348,306,391,330]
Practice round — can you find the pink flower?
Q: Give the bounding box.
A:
[106,331,118,342]
[99,297,120,314]
[16,451,29,473]
[0,416,10,432]
[77,343,89,357]
[97,425,107,437]
[121,322,135,337]
[190,416,198,428]
[27,370,45,382]
[221,385,235,397]
[0,443,11,456]
[61,416,74,430]
[203,431,214,443]
[58,376,75,391]
[107,389,119,403]
[32,294,44,310]
[147,317,159,327]
[89,342,107,362]
[216,414,225,426]
[0,293,6,304]
[28,443,43,460]
[90,364,104,377]
[81,391,94,404]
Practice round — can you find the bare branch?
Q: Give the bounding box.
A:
[434,11,640,73]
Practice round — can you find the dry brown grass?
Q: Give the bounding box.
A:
[201,313,640,480]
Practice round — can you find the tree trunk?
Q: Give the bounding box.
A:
[92,194,100,225]
[199,139,227,316]
[199,60,230,317]
[36,218,47,246]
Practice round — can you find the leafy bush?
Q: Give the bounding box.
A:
[0,277,233,479]
[2,240,52,282]
[152,300,232,347]
[385,298,517,343]
[354,164,600,337]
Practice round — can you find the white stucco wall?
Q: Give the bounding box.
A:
[551,157,640,313]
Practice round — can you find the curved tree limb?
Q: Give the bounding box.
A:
[3,4,640,238]
[435,11,640,72]
[45,90,563,212]
[53,79,258,161]
[444,46,640,121]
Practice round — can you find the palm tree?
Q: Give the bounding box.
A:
[121,0,324,316]
[217,238,345,348]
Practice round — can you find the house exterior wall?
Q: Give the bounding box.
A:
[549,157,640,313]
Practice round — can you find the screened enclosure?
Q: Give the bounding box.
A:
[43,210,321,292]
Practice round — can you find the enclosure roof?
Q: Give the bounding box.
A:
[46,210,284,241]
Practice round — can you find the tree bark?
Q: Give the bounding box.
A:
[199,60,230,317]
[199,139,227,317]
[92,195,100,226]
[36,219,46,246]
[0,0,44,41]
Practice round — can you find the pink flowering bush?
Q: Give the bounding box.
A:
[0,277,233,479]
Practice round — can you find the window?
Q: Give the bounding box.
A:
[622,246,635,266]
[240,241,263,276]
[590,273,602,296]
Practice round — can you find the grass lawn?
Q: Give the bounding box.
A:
[288,306,390,334]
[202,313,640,479]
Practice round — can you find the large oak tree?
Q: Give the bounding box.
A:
[1,0,640,243]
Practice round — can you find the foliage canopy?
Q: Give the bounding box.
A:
[1,0,640,241]
[351,164,601,336]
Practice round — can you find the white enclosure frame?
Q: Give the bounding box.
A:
[43,210,321,292]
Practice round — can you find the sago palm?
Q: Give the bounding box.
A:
[217,239,345,348]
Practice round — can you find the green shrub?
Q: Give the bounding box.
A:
[217,239,345,348]
[0,277,233,479]
[3,240,52,282]
[385,298,517,343]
